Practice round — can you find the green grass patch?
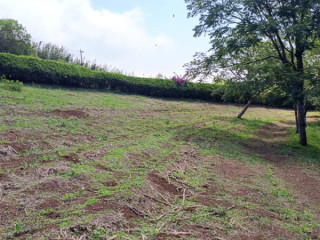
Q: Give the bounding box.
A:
[287,121,320,163]
[0,84,319,240]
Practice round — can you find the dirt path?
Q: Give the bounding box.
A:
[245,119,320,217]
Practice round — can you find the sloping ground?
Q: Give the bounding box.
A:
[245,120,320,216]
[0,85,319,240]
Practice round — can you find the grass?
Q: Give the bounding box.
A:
[0,84,319,239]
[286,121,320,164]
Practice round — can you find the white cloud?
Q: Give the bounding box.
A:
[0,0,176,76]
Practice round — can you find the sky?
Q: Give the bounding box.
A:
[0,0,211,78]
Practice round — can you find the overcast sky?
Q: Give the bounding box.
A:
[0,0,211,77]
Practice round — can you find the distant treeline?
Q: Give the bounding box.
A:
[0,52,312,109]
[0,19,125,73]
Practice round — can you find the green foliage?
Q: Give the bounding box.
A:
[35,41,73,62]
[185,0,320,145]
[39,208,54,215]
[0,19,33,55]
[185,0,320,104]
[0,74,23,92]
[84,197,99,206]
[0,52,217,101]
[0,52,314,108]
[186,0,320,65]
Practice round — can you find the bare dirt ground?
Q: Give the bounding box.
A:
[246,119,320,214]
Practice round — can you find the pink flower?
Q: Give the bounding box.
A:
[172,76,186,86]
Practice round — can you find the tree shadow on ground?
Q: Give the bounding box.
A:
[173,116,320,165]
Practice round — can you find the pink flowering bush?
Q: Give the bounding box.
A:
[172,76,186,86]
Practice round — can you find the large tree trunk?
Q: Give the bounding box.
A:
[237,100,251,119]
[297,100,307,146]
[295,49,308,146]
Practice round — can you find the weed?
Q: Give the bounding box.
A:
[214,207,227,217]
[0,75,23,92]
[61,192,82,202]
[164,118,170,125]
[98,134,108,142]
[29,155,58,167]
[300,223,313,233]
[13,221,25,236]
[92,226,107,239]
[40,208,54,215]
[59,218,72,228]
[84,197,99,206]
[72,210,84,215]
[98,188,114,197]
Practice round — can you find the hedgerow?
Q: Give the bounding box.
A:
[0,53,218,101]
[0,52,313,108]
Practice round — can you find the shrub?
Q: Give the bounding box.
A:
[0,53,218,101]
[0,52,309,108]
[0,74,23,92]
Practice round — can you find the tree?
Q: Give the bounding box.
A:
[0,19,33,55]
[35,41,73,62]
[185,0,320,146]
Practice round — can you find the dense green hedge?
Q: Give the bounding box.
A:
[1,52,314,109]
[0,53,219,101]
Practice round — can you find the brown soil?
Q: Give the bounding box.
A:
[0,145,17,162]
[195,185,218,207]
[148,170,181,195]
[1,155,36,168]
[94,164,114,172]
[36,179,78,192]
[36,199,61,211]
[85,200,141,220]
[62,153,80,163]
[1,101,319,239]
[0,129,52,155]
[307,116,320,119]
[50,109,89,118]
[0,129,25,141]
[276,166,320,206]
[214,156,257,181]
[245,120,320,218]
[7,142,32,151]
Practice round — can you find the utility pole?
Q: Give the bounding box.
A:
[80,49,84,66]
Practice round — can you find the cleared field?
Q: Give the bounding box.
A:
[0,84,319,239]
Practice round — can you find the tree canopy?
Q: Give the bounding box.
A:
[185,0,320,146]
[35,41,73,63]
[0,19,33,55]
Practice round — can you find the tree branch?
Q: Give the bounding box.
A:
[275,31,290,64]
[223,55,280,68]
[287,37,296,69]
